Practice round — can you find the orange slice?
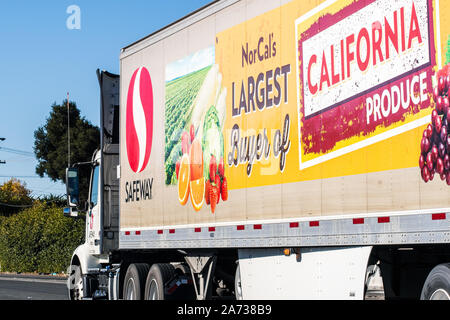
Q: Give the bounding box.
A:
[190,177,205,212]
[178,154,190,206]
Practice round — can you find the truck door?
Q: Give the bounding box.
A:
[87,164,101,254]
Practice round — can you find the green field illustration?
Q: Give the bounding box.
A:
[164,66,212,185]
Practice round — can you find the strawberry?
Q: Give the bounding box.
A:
[221,176,228,201]
[210,183,217,213]
[215,175,221,204]
[209,155,216,182]
[218,157,224,177]
[215,175,221,192]
[205,180,211,205]
[190,124,195,143]
[175,159,181,179]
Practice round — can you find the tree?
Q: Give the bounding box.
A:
[0,178,33,216]
[33,100,99,202]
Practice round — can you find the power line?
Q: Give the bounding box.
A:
[0,202,33,208]
[0,175,44,178]
[0,157,35,163]
[0,146,34,157]
[0,137,35,163]
[0,198,65,208]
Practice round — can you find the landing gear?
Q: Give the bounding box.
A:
[184,253,217,300]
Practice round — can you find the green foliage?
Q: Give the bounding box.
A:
[0,178,33,216]
[0,202,84,274]
[33,99,99,202]
[35,194,66,207]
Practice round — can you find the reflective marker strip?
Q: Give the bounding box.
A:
[378,217,390,223]
[432,213,446,220]
[123,214,446,238]
[120,211,450,249]
[309,221,319,227]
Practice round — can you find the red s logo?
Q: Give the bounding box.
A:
[126,67,154,173]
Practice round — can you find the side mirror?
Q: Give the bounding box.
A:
[66,167,80,208]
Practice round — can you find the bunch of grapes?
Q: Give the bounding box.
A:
[420,66,450,185]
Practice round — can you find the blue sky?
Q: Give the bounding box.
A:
[166,45,215,82]
[0,0,212,197]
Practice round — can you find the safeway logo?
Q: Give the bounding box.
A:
[126,67,154,173]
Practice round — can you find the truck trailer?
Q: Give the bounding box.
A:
[65,0,450,300]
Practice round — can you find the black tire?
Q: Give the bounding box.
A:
[144,263,177,300]
[420,263,450,300]
[67,265,84,300]
[123,263,150,300]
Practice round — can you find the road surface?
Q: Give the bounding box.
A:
[0,273,384,300]
[0,275,67,300]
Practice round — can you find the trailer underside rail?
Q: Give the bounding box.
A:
[119,210,450,249]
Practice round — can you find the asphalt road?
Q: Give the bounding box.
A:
[0,275,68,300]
[0,273,384,300]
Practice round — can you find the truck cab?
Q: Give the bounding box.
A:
[65,70,120,300]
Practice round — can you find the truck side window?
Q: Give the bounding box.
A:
[90,165,99,206]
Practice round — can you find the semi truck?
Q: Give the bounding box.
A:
[65,0,450,300]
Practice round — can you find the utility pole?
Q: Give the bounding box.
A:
[0,137,5,164]
[67,92,70,168]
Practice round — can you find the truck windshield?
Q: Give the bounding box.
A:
[90,165,99,206]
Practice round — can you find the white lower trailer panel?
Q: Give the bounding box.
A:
[238,246,373,300]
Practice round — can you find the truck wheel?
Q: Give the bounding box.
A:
[420,263,450,300]
[123,263,150,300]
[68,265,83,300]
[144,263,176,300]
[235,262,243,300]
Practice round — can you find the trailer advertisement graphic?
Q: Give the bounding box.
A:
[153,0,447,220]
[118,0,450,234]
[164,46,230,213]
[296,0,436,169]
